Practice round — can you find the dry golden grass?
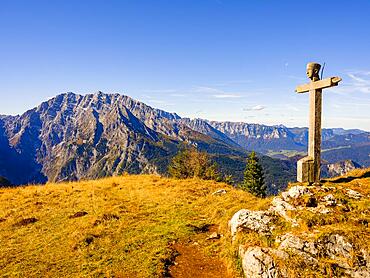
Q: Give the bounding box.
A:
[0,175,269,278]
[1,169,369,277]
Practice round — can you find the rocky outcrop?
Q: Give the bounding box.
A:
[277,233,319,266]
[269,197,297,226]
[229,209,275,238]
[322,194,337,206]
[239,246,285,278]
[319,234,354,265]
[230,181,370,278]
[281,185,311,201]
[208,121,292,140]
[346,189,362,199]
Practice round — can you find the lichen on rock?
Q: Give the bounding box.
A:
[239,246,285,278]
[229,209,274,239]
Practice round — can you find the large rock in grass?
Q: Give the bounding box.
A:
[282,186,311,201]
[229,209,274,239]
[269,197,298,226]
[278,233,370,277]
[279,233,318,256]
[346,189,362,200]
[239,246,285,278]
[319,234,370,277]
[318,234,354,267]
[278,233,319,266]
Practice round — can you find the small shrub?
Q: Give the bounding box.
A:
[168,148,222,181]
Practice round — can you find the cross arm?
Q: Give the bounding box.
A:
[295,76,342,93]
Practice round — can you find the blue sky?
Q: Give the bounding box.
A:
[1,0,370,130]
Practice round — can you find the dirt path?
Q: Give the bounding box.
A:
[167,225,234,278]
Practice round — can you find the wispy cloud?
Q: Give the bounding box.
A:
[170,93,186,97]
[285,104,300,112]
[141,89,178,93]
[194,86,233,98]
[329,70,370,94]
[212,94,241,99]
[331,103,342,109]
[347,71,370,93]
[286,75,306,81]
[193,86,253,99]
[147,99,175,106]
[243,105,266,111]
[193,86,222,94]
[213,80,252,87]
[244,115,256,119]
[141,94,174,106]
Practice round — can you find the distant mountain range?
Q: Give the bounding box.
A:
[0,92,369,193]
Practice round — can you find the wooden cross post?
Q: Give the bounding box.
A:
[295,62,342,184]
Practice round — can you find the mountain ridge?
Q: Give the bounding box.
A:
[0,92,368,191]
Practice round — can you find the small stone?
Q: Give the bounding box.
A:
[207,232,221,240]
[282,186,311,201]
[319,207,333,214]
[346,189,362,199]
[322,194,336,207]
[212,189,227,195]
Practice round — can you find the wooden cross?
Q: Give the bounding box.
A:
[296,63,342,184]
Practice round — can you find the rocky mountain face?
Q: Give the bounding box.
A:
[322,160,362,178]
[0,92,368,190]
[208,121,304,152]
[207,120,370,168]
[1,93,174,184]
[0,92,295,192]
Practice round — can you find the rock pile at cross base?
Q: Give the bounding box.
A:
[229,182,370,278]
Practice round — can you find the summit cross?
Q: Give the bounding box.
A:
[296,62,342,184]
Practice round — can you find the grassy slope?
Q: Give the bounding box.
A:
[0,175,270,278]
[1,170,369,277]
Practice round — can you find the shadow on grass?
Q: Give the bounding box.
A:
[323,170,370,184]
